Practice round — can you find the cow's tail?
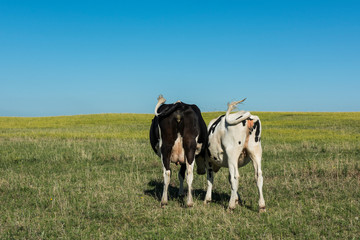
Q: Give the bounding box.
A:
[225,98,251,125]
[154,95,166,116]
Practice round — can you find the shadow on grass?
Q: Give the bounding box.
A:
[144,179,257,211]
[144,179,184,205]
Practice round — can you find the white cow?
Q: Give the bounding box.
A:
[203,99,266,212]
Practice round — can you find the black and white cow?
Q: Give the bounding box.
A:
[204,99,266,212]
[150,95,207,207]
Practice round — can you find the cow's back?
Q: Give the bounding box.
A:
[207,113,257,168]
[150,102,207,162]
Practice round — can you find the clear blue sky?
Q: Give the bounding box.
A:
[1,0,359,116]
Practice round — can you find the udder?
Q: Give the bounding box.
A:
[170,134,185,164]
[238,149,251,167]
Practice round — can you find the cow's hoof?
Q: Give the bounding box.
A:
[228,202,236,210]
[227,207,235,213]
[187,202,194,208]
[259,207,266,213]
[228,206,236,211]
[160,202,167,208]
[204,199,211,205]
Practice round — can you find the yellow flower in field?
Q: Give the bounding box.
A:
[50,198,53,201]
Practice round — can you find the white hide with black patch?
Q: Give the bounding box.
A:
[204,100,266,212]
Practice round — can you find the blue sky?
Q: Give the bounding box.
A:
[1,0,359,116]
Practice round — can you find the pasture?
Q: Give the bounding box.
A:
[0,112,359,239]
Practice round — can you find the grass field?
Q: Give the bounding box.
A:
[1,112,359,239]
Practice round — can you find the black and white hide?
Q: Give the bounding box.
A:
[150,95,207,207]
[204,99,266,212]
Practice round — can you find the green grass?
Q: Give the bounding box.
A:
[1,112,359,239]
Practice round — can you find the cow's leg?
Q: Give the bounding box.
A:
[204,160,214,204]
[185,159,195,207]
[250,146,266,213]
[227,151,240,210]
[178,164,186,197]
[161,145,172,207]
[184,140,196,207]
[228,174,240,205]
[161,165,171,207]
